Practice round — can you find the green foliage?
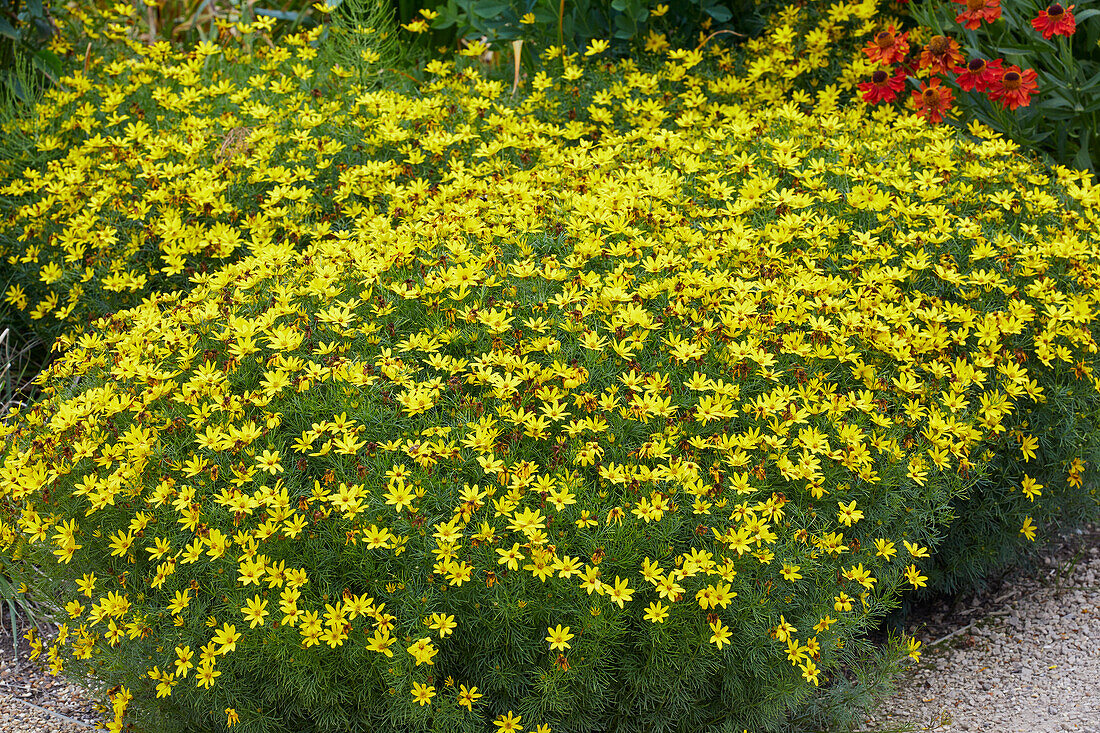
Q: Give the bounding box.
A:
[927,360,1100,593]
[325,0,415,84]
[411,0,767,56]
[0,0,62,101]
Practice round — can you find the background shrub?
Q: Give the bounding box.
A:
[898,0,1099,171]
[408,0,764,55]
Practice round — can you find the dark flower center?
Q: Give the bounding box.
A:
[875,31,895,48]
[928,35,949,54]
[922,88,941,104]
[872,70,889,84]
[1003,71,1021,90]
[968,59,987,73]
[966,0,985,11]
[1047,3,1064,17]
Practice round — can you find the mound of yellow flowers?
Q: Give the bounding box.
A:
[2,3,1100,733]
[2,0,889,344]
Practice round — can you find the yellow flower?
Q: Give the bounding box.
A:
[411,681,435,706]
[226,708,239,727]
[903,540,930,558]
[606,576,633,608]
[457,683,483,711]
[709,620,732,650]
[904,564,928,589]
[1020,475,1043,502]
[906,637,923,661]
[843,563,876,590]
[195,661,220,689]
[874,539,897,560]
[836,500,864,527]
[211,623,240,655]
[1020,516,1037,541]
[255,449,284,474]
[406,637,438,666]
[494,710,523,732]
[241,595,269,628]
[174,646,194,679]
[383,478,415,513]
[167,589,191,614]
[773,616,797,642]
[584,39,609,56]
[545,624,574,651]
[800,659,820,686]
[76,573,96,598]
[644,601,670,623]
[366,629,395,657]
[428,613,457,638]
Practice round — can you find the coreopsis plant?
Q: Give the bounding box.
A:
[0,5,416,346]
[0,0,883,348]
[3,3,1100,730]
[3,29,1100,731]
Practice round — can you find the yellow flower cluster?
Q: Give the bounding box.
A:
[1,1,1099,730]
[2,0,893,345]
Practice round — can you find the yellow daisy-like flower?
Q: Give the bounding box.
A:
[241,595,269,628]
[837,500,864,527]
[411,681,435,706]
[494,711,523,732]
[644,601,670,624]
[606,576,633,608]
[709,620,733,650]
[1020,475,1043,502]
[545,624,574,651]
[406,637,438,666]
[904,564,928,589]
[457,683,483,711]
[584,39,610,56]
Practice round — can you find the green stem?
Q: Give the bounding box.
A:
[1057,34,1075,89]
[557,0,564,52]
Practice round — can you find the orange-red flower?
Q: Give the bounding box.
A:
[953,57,1003,93]
[953,0,1002,30]
[862,25,910,66]
[919,35,964,77]
[911,78,954,124]
[988,66,1038,110]
[858,69,907,104]
[1031,3,1076,39]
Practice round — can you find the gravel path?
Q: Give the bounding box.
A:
[870,525,1100,733]
[0,635,100,732]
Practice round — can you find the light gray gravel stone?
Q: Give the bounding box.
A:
[0,693,91,732]
[869,533,1100,732]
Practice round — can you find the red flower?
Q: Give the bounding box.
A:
[862,25,911,66]
[953,0,1002,30]
[911,78,954,124]
[1031,3,1076,39]
[953,57,1003,93]
[919,35,965,77]
[858,68,907,104]
[988,66,1039,110]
